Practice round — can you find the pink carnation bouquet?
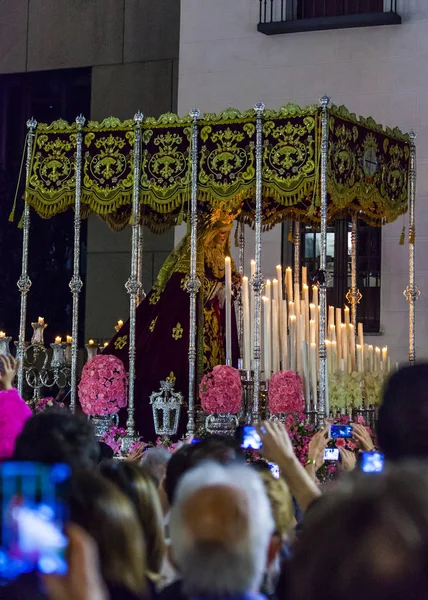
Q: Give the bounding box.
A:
[34,397,65,412]
[78,355,128,416]
[199,365,242,414]
[268,370,304,414]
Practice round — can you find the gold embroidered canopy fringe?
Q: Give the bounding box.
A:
[21,104,411,231]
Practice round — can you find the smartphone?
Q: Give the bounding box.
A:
[324,448,340,461]
[237,425,263,450]
[329,424,353,439]
[0,462,70,582]
[361,452,384,474]
[268,462,280,479]
[191,438,201,445]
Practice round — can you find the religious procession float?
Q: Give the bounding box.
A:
[3,97,417,459]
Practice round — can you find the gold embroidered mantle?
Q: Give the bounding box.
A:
[22,104,410,230]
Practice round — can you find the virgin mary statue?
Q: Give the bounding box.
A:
[104,206,241,439]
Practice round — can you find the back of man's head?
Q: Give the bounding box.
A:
[14,409,99,470]
[286,465,428,600]
[170,461,274,596]
[377,364,428,461]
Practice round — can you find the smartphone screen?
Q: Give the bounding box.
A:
[0,462,70,582]
[240,425,263,450]
[361,452,384,474]
[268,462,280,479]
[330,425,353,439]
[324,448,340,461]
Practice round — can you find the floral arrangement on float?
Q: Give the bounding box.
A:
[33,396,65,412]
[199,365,242,435]
[199,365,242,414]
[101,427,181,457]
[78,355,128,416]
[328,371,385,413]
[268,370,305,415]
[78,355,128,439]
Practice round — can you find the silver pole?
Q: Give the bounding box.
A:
[186,108,201,435]
[318,96,330,420]
[350,215,360,335]
[69,115,85,413]
[137,214,146,304]
[293,221,301,286]
[252,102,265,420]
[125,111,144,440]
[407,131,418,365]
[17,118,37,396]
[238,220,245,360]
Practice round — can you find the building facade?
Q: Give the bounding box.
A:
[0,0,180,341]
[177,0,428,363]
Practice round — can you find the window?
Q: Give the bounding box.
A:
[0,69,91,345]
[258,0,400,35]
[297,0,384,19]
[283,219,381,333]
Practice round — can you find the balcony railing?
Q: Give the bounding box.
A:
[258,0,401,35]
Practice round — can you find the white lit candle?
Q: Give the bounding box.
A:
[225,256,232,365]
[331,340,337,372]
[309,319,316,346]
[55,336,62,344]
[302,266,307,287]
[117,320,124,329]
[336,308,342,361]
[310,303,316,323]
[272,298,280,374]
[38,317,44,325]
[265,279,272,302]
[341,324,347,370]
[301,340,311,410]
[328,306,335,330]
[104,342,109,348]
[281,299,288,370]
[368,345,374,372]
[250,259,256,361]
[66,336,72,344]
[289,301,295,317]
[289,315,296,372]
[263,297,271,380]
[344,306,350,327]
[349,324,356,371]
[382,346,388,372]
[242,276,251,370]
[356,344,363,372]
[310,342,318,408]
[375,347,381,372]
[89,339,95,346]
[312,285,318,306]
[0,332,5,339]
[329,324,336,343]
[358,322,364,349]
[286,267,293,303]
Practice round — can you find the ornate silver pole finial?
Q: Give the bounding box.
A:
[69,114,86,413]
[17,117,38,395]
[252,101,266,421]
[186,107,201,436]
[123,110,144,451]
[318,95,330,422]
[405,129,419,365]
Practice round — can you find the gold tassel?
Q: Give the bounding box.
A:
[18,210,24,229]
[288,227,293,243]
[399,225,405,246]
[234,222,239,248]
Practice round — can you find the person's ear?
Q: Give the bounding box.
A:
[266,533,283,568]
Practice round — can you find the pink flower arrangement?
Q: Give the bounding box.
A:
[199,365,242,414]
[34,397,65,412]
[100,425,127,455]
[78,355,128,416]
[268,371,304,414]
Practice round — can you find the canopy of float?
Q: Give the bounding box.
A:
[24,103,410,232]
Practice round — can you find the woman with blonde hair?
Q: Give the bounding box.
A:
[69,470,147,599]
[100,461,165,584]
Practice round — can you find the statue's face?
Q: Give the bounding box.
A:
[212,226,232,246]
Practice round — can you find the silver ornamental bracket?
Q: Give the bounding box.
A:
[150,380,184,436]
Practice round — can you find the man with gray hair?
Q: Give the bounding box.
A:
[169,461,275,599]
